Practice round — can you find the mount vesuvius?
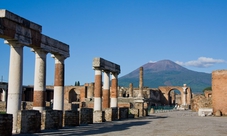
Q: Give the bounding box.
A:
[118,60,211,93]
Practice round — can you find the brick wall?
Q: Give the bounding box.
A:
[212,70,227,115]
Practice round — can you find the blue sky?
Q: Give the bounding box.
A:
[0,0,226,86]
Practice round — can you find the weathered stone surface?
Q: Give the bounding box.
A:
[80,108,93,125]
[134,101,144,117]
[41,110,63,130]
[92,57,120,74]
[0,102,6,112]
[17,110,41,133]
[63,110,79,127]
[212,70,227,116]
[119,107,128,120]
[198,108,213,117]
[105,108,118,121]
[214,110,222,117]
[191,94,212,112]
[0,114,12,136]
[93,111,104,123]
[129,108,139,118]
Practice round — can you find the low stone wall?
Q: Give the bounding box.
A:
[0,114,12,136]
[17,110,41,133]
[64,110,79,127]
[119,107,128,120]
[41,110,63,130]
[80,108,93,124]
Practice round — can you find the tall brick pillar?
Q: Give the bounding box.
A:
[94,69,102,111]
[5,40,24,133]
[212,70,227,115]
[111,72,118,108]
[52,54,65,110]
[33,49,47,112]
[103,71,110,109]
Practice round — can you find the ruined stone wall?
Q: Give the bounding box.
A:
[0,114,12,136]
[191,94,212,112]
[80,108,93,125]
[41,110,63,130]
[17,110,41,133]
[212,70,227,115]
[63,110,79,127]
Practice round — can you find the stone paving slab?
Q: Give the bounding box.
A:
[14,110,227,136]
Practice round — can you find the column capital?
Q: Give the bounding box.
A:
[51,54,65,63]
[4,40,24,47]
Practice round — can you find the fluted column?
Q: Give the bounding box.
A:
[32,49,47,112]
[103,71,110,109]
[52,54,65,110]
[110,72,118,108]
[5,40,23,133]
[94,69,102,111]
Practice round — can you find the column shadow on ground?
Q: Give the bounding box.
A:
[14,115,168,136]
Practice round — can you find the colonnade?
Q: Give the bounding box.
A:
[0,9,70,133]
[93,57,120,111]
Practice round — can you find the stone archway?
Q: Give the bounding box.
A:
[159,85,192,107]
[68,89,79,103]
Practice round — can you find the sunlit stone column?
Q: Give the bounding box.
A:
[138,67,144,98]
[102,71,110,109]
[5,40,23,133]
[2,89,6,102]
[94,69,102,111]
[182,84,187,106]
[110,72,118,108]
[52,54,65,110]
[32,49,47,112]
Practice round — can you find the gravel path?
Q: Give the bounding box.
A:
[14,110,227,136]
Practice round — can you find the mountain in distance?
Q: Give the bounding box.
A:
[118,60,211,93]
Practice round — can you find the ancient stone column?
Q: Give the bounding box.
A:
[5,40,23,133]
[94,69,102,111]
[111,72,118,108]
[52,54,65,110]
[182,84,187,106]
[1,89,6,102]
[129,83,133,97]
[103,71,110,109]
[32,49,47,112]
[138,67,144,98]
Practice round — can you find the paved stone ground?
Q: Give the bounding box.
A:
[14,110,227,136]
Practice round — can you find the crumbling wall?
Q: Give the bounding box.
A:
[191,94,212,112]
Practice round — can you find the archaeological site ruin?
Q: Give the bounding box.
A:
[0,9,226,136]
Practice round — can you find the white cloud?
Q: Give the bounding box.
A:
[149,60,156,63]
[176,57,226,68]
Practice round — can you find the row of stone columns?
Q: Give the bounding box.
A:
[94,69,119,111]
[5,40,66,133]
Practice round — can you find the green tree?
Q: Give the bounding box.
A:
[203,86,212,92]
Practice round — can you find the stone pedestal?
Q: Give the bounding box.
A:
[41,110,63,130]
[129,108,139,118]
[134,98,144,117]
[105,108,118,121]
[93,110,104,123]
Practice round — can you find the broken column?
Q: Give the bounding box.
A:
[5,40,24,133]
[182,84,187,106]
[33,49,47,112]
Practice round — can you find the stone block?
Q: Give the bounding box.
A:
[119,107,128,120]
[198,108,213,117]
[134,102,144,117]
[41,110,63,130]
[63,110,79,127]
[93,111,104,123]
[17,110,41,133]
[0,114,12,136]
[80,108,93,125]
[105,108,118,121]
[129,108,139,118]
